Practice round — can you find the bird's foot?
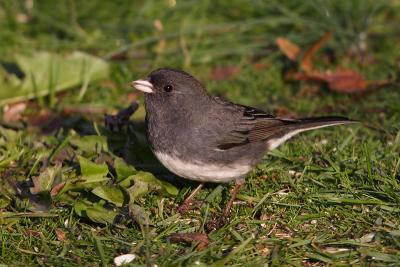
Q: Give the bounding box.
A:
[178,200,204,214]
[177,202,190,214]
[206,216,228,231]
[177,183,204,214]
[205,179,245,231]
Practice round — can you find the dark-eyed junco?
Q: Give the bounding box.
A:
[132,67,357,230]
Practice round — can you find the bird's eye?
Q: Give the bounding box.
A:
[163,84,173,92]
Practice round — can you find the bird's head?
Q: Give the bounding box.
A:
[132,67,208,96]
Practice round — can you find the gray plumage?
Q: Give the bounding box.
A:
[133,68,356,183]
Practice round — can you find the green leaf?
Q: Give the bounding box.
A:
[58,157,109,194]
[92,185,126,207]
[78,155,109,179]
[74,199,90,216]
[126,178,150,201]
[86,202,118,225]
[121,171,178,202]
[70,135,108,154]
[114,157,137,182]
[0,51,109,106]
[30,163,62,195]
[74,199,118,225]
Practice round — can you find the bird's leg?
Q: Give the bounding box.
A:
[104,101,139,132]
[222,178,245,217]
[206,178,245,231]
[178,183,204,214]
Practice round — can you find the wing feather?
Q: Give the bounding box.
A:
[215,103,354,150]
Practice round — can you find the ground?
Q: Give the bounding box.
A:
[0,1,399,266]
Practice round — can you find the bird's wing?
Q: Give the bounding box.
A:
[215,103,355,150]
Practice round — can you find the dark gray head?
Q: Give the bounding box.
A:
[132,68,215,152]
[132,68,210,113]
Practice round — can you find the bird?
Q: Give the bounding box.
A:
[132,67,357,230]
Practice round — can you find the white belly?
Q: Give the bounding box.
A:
[154,152,252,183]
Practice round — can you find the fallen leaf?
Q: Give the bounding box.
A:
[86,203,118,225]
[211,66,240,81]
[74,199,118,225]
[252,62,269,71]
[92,185,126,207]
[0,51,109,106]
[30,163,62,195]
[24,108,58,130]
[78,156,109,180]
[25,229,42,238]
[69,135,108,154]
[114,254,136,266]
[114,157,137,182]
[50,182,66,197]
[3,102,26,122]
[58,156,109,194]
[125,178,149,202]
[301,31,333,72]
[275,37,301,61]
[291,69,367,93]
[255,243,271,257]
[120,171,178,202]
[55,228,66,241]
[168,233,210,250]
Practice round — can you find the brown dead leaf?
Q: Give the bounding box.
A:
[292,69,367,93]
[168,233,210,250]
[108,50,128,61]
[25,108,57,127]
[25,229,42,238]
[253,62,268,70]
[55,228,67,242]
[275,37,301,61]
[301,31,333,72]
[3,102,27,122]
[211,66,240,81]
[255,243,271,257]
[50,182,66,197]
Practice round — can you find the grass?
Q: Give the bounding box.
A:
[1,0,400,266]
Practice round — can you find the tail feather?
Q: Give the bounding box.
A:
[266,116,358,150]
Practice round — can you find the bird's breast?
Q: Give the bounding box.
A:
[154,151,252,183]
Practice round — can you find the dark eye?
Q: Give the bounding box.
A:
[163,84,173,92]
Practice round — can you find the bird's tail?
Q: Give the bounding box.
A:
[267,116,358,150]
